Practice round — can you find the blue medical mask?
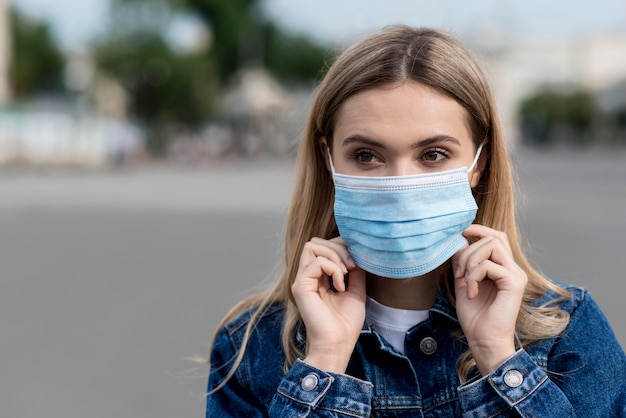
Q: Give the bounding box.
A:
[330,144,483,279]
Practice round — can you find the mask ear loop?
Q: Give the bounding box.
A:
[327,147,337,174]
[468,142,484,173]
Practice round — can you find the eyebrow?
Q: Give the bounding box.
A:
[341,134,462,149]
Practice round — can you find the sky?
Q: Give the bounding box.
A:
[7,0,626,50]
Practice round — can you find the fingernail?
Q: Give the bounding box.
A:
[346,256,356,268]
[340,262,348,274]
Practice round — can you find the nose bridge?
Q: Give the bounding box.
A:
[389,157,419,176]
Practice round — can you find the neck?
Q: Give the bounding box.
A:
[366,267,444,310]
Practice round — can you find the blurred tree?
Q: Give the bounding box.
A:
[94,0,328,155]
[94,0,218,155]
[9,6,64,97]
[263,23,329,82]
[611,104,626,146]
[183,0,262,81]
[614,105,626,129]
[518,89,599,146]
[565,91,596,134]
[518,93,552,145]
[179,0,328,82]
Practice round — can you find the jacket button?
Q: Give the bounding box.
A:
[419,336,437,355]
[503,369,524,387]
[301,374,318,391]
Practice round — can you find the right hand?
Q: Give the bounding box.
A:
[291,237,367,373]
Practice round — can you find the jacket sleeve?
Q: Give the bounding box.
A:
[207,325,374,417]
[269,359,374,417]
[457,288,626,417]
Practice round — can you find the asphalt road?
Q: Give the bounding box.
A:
[1,148,624,417]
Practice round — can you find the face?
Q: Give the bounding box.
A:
[326,82,482,187]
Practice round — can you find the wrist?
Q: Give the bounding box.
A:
[304,344,355,373]
[469,342,516,376]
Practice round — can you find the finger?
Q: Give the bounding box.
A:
[461,260,526,299]
[457,260,504,299]
[301,240,349,274]
[466,259,528,292]
[454,236,495,278]
[294,256,347,295]
[451,244,469,278]
[345,267,367,295]
[456,235,517,279]
[319,236,356,268]
[304,237,355,270]
[463,224,512,253]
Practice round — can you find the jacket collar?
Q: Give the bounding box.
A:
[429,287,460,325]
[360,286,460,337]
[294,287,460,345]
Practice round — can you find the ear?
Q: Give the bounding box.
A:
[319,137,331,172]
[469,143,489,188]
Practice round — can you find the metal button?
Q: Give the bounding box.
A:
[503,369,524,388]
[419,336,437,355]
[301,374,318,391]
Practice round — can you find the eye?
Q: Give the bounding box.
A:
[350,149,381,164]
[421,148,450,163]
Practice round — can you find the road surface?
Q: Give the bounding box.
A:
[1,148,624,417]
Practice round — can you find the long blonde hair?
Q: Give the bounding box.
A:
[210,25,570,387]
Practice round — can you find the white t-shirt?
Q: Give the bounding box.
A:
[365,296,429,354]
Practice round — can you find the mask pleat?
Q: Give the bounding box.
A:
[332,161,480,279]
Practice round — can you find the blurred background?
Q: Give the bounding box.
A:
[1,0,625,417]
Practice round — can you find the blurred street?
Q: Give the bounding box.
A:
[1,148,625,418]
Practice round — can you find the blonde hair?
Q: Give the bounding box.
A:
[209,25,570,387]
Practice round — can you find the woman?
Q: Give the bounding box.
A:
[206,26,626,417]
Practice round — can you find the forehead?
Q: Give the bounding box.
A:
[333,82,473,146]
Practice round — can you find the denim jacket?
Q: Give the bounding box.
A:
[207,283,626,417]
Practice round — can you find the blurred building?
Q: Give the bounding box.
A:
[219,67,293,156]
[170,67,300,161]
[0,104,144,167]
[0,28,145,167]
[581,33,626,90]
[474,30,626,146]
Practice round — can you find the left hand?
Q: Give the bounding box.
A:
[451,224,528,376]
